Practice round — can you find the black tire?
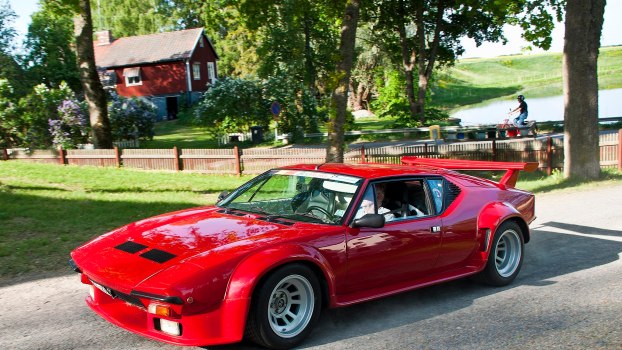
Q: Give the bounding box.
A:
[245,264,322,349]
[478,221,524,286]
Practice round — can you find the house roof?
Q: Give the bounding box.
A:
[94,28,217,69]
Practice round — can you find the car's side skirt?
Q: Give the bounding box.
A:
[332,266,481,307]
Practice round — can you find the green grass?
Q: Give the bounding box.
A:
[1,161,619,281]
[434,46,622,112]
[141,119,220,149]
[516,168,622,193]
[0,161,252,280]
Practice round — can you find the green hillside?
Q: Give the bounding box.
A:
[433,46,622,111]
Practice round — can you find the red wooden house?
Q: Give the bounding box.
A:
[94,28,218,120]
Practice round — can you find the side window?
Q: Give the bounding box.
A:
[427,179,444,214]
[354,180,433,222]
[354,186,376,219]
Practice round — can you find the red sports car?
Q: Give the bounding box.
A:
[70,157,537,349]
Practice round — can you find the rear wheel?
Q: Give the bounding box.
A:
[245,264,321,349]
[478,221,524,286]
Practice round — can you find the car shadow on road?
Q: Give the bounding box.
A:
[205,221,622,350]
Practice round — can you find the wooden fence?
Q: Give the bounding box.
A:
[3,130,621,175]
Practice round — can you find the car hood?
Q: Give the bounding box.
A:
[71,206,291,292]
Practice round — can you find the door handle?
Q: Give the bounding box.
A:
[430,226,441,233]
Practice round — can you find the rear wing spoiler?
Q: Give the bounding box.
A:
[400,157,538,188]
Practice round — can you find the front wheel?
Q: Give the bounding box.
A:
[478,221,524,286]
[245,264,322,349]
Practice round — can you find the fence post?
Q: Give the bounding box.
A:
[114,146,121,167]
[618,129,622,171]
[173,146,180,171]
[2,149,8,161]
[234,146,241,176]
[424,143,428,158]
[492,139,497,161]
[58,145,66,165]
[360,144,366,163]
[547,136,553,176]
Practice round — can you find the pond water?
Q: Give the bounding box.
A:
[450,88,622,126]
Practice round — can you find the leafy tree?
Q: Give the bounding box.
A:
[367,0,562,125]
[562,0,606,180]
[239,0,340,93]
[74,0,113,148]
[0,1,29,96]
[349,24,386,112]
[22,0,81,93]
[0,0,15,54]
[264,74,322,140]
[326,0,360,163]
[194,77,270,134]
[170,0,259,77]
[91,0,170,37]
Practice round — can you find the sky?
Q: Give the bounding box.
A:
[7,0,622,59]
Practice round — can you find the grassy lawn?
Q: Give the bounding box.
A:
[0,161,252,280]
[1,161,619,281]
[141,119,220,149]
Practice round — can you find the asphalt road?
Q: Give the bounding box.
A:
[1,184,621,350]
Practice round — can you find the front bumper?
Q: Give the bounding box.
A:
[83,277,249,346]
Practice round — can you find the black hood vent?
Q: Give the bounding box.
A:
[115,241,148,254]
[140,249,176,263]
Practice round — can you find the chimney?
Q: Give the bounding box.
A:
[95,30,113,46]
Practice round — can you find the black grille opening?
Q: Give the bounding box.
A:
[444,181,462,210]
[115,241,148,254]
[91,279,145,309]
[114,290,146,309]
[140,249,176,263]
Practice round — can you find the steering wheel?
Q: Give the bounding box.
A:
[306,206,333,221]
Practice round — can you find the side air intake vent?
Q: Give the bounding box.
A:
[444,181,461,210]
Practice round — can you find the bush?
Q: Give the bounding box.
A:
[49,99,89,149]
[108,93,157,141]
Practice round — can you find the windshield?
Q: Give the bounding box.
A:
[218,170,362,224]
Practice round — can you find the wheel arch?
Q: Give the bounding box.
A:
[224,243,335,319]
[478,202,531,254]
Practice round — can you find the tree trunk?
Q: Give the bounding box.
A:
[74,0,112,149]
[398,22,418,120]
[413,0,444,125]
[562,0,605,180]
[326,0,360,163]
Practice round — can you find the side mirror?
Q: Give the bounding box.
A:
[351,214,385,228]
[217,190,229,203]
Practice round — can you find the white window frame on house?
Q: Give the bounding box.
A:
[192,62,201,80]
[199,37,204,47]
[207,62,216,83]
[123,67,142,86]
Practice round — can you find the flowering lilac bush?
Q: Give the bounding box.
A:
[48,99,89,149]
[108,93,157,141]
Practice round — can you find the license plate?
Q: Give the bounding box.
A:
[92,281,114,298]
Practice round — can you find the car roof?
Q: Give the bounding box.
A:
[280,163,446,180]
